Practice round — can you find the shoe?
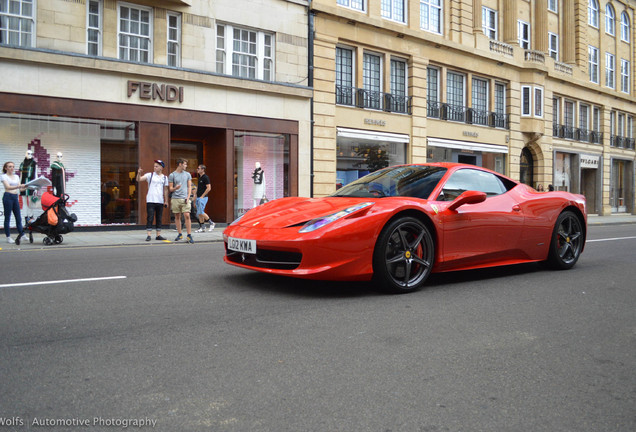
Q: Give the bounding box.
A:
[156,235,166,241]
[174,233,183,242]
[146,235,151,241]
[194,227,205,233]
[187,234,194,244]
[208,222,215,232]
[6,237,14,244]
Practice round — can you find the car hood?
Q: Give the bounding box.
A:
[233,197,375,229]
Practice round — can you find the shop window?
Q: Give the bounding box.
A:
[118,4,152,63]
[234,132,289,219]
[87,0,102,56]
[0,0,35,47]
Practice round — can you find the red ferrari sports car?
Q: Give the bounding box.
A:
[224,163,586,293]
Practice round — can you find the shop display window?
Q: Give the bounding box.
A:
[336,140,406,188]
[428,146,506,175]
[234,132,289,219]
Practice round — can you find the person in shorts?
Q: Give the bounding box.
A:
[194,164,215,233]
[168,158,194,243]
[137,159,169,241]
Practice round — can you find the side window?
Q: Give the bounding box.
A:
[438,169,507,201]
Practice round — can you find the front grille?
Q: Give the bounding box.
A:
[226,246,302,270]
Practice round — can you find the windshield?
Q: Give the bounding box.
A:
[331,166,447,199]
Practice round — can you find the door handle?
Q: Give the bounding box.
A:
[512,205,521,212]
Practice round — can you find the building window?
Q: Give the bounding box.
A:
[621,12,630,42]
[621,59,630,93]
[336,46,354,105]
[534,87,543,117]
[427,67,439,108]
[610,110,616,136]
[548,0,558,13]
[579,104,589,132]
[606,52,615,89]
[447,72,465,107]
[363,52,382,110]
[518,20,530,49]
[167,13,181,67]
[471,78,488,125]
[495,83,505,115]
[564,100,575,137]
[87,0,102,56]
[381,0,406,23]
[588,0,599,28]
[588,46,599,83]
[337,0,365,12]
[553,97,561,124]
[0,0,35,47]
[549,32,559,60]
[521,86,531,116]
[482,7,497,39]
[118,4,152,63]
[215,24,274,81]
[593,106,601,134]
[421,0,442,34]
[605,4,615,36]
[390,58,408,113]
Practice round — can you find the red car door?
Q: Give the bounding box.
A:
[432,168,525,271]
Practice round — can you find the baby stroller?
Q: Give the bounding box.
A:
[16,191,78,246]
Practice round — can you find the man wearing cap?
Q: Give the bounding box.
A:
[137,160,169,241]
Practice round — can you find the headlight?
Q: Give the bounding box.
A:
[299,202,373,233]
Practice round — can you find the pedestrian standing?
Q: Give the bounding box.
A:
[169,158,194,243]
[194,164,215,233]
[1,161,26,244]
[137,160,169,241]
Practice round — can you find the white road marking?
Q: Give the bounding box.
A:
[0,275,127,289]
[587,236,636,243]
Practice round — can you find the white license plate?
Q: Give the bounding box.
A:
[227,237,257,254]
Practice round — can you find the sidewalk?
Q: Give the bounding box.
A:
[1,215,635,249]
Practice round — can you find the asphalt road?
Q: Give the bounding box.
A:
[1,224,635,432]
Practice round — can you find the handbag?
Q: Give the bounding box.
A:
[260,196,269,205]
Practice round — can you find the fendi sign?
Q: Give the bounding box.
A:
[127,80,184,103]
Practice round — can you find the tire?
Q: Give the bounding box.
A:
[29,233,33,244]
[373,216,435,294]
[54,235,63,244]
[43,237,52,246]
[547,210,584,270]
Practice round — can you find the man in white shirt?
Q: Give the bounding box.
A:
[137,160,169,241]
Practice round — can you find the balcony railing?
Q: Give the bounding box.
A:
[553,124,603,144]
[336,85,412,114]
[610,135,636,150]
[427,101,510,129]
[524,50,545,63]
[489,40,514,57]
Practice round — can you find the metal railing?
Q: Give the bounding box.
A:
[336,85,412,114]
[610,135,636,149]
[553,124,603,144]
[427,100,510,129]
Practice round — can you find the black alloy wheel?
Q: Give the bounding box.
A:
[547,210,584,269]
[373,216,435,294]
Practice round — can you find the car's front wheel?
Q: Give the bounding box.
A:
[547,210,584,270]
[373,216,435,294]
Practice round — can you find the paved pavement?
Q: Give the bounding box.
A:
[1,214,635,249]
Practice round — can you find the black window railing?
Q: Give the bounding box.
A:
[427,100,510,129]
[553,124,603,144]
[336,85,412,114]
[610,135,636,150]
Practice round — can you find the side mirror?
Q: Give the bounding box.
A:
[447,190,487,211]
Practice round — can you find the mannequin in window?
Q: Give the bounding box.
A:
[252,161,266,208]
[51,152,66,197]
[19,149,37,223]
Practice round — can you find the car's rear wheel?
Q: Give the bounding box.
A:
[547,210,584,270]
[373,216,435,294]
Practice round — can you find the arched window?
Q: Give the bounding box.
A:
[606,4,616,36]
[588,0,599,28]
[621,12,631,42]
